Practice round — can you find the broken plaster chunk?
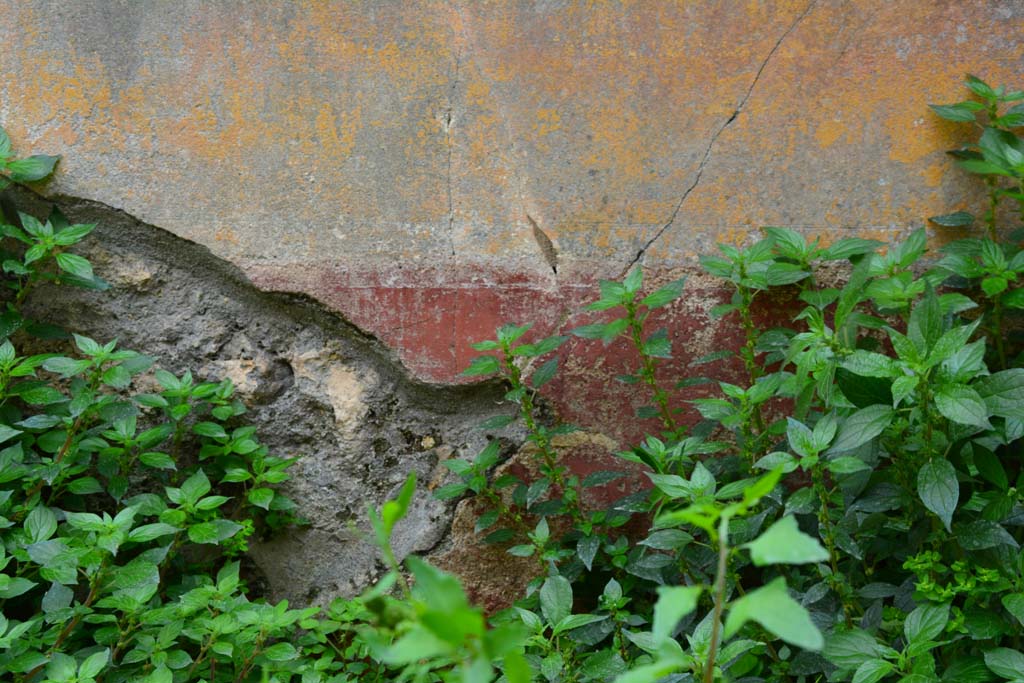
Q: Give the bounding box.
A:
[289,348,371,437]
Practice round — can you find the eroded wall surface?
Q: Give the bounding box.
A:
[2,0,1022,602]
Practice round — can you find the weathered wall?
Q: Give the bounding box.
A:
[8,186,524,605]
[2,0,1022,602]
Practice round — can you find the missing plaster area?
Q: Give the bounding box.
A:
[5,186,522,607]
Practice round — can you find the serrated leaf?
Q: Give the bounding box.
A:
[42,356,92,377]
[553,613,608,635]
[852,660,895,683]
[830,405,894,452]
[7,154,59,181]
[930,103,980,122]
[905,602,949,644]
[652,585,701,641]
[641,277,686,308]
[824,628,894,670]
[1002,594,1024,626]
[936,384,991,428]
[745,516,829,566]
[262,642,298,661]
[42,581,74,614]
[506,544,535,557]
[248,487,274,509]
[476,414,515,430]
[0,576,37,599]
[139,451,175,470]
[55,252,93,279]
[577,535,600,570]
[975,369,1024,418]
[128,523,180,543]
[531,357,558,388]
[957,520,1019,550]
[984,648,1024,680]
[540,575,572,626]
[188,519,242,544]
[79,649,110,678]
[724,577,823,650]
[918,459,958,531]
[827,456,871,475]
[462,355,500,377]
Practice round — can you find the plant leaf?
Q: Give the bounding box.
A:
[829,405,894,453]
[724,577,823,650]
[918,459,958,531]
[540,575,572,626]
[652,585,701,641]
[744,516,829,566]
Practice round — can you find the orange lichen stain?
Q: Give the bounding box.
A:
[316,103,361,161]
[814,119,846,149]
[718,227,757,247]
[585,101,645,181]
[921,162,945,188]
[553,210,618,255]
[215,227,240,245]
[534,109,562,137]
[47,122,79,147]
[465,77,491,108]
[480,226,531,258]
[628,200,676,227]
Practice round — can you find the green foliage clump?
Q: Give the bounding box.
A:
[2,73,1023,683]
[436,74,1024,683]
[0,128,525,682]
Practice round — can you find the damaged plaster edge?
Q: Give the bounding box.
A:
[15,186,504,403]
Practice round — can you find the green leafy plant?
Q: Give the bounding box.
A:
[439,75,1024,683]
[5,72,1024,683]
[0,126,537,683]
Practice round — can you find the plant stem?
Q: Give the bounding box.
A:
[992,296,1007,370]
[812,465,853,626]
[24,566,106,680]
[381,538,412,599]
[502,350,582,523]
[704,516,730,683]
[625,303,677,434]
[985,178,1000,242]
[736,283,767,463]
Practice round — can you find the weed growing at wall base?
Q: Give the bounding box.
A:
[439,74,1024,683]
[0,130,528,681]
[1,74,1023,682]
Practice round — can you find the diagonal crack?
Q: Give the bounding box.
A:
[618,0,818,278]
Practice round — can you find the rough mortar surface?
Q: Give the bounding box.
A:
[12,189,524,605]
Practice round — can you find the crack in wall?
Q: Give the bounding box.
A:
[618,0,818,278]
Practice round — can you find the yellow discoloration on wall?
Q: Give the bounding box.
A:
[814,119,846,149]
[0,0,1019,279]
[316,103,361,162]
[534,109,562,138]
[215,227,240,246]
[921,163,945,189]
